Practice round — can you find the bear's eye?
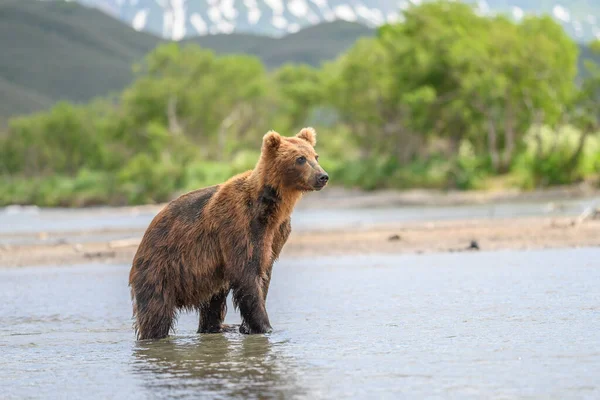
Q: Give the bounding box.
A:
[315,155,319,161]
[296,156,306,165]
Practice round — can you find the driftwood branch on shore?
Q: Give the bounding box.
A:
[575,203,600,226]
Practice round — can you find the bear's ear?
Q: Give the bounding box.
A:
[296,127,317,147]
[262,130,282,153]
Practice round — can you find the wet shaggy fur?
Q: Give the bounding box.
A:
[128,127,328,340]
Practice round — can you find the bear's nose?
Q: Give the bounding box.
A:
[318,173,329,183]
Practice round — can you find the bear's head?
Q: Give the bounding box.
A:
[259,127,329,193]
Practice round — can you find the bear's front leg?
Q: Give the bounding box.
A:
[233,281,272,335]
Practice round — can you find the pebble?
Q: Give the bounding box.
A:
[468,240,480,250]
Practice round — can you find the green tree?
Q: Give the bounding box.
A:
[1,102,104,176]
[273,63,324,131]
[570,40,600,174]
[123,43,269,160]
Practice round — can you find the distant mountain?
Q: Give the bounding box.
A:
[187,19,374,67]
[73,0,600,42]
[0,1,373,118]
[74,0,397,38]
[0,0,159,117]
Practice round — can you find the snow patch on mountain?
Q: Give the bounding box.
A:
[66,0,600,42]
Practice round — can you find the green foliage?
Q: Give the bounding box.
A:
[449,141,492,191]
[513,126,600,188]
[2,1,600,207]
[274,64,325,131]
[117,153,184,204]
[0,171,114,208]
[1,102,105,175]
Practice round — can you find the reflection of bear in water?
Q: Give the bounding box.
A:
[128,128,328,340]
[132,335,306,398]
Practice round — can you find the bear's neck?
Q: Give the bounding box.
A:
[249,170,301,225]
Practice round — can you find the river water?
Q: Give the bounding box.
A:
[2,249,599,399]
[1,196,598,246]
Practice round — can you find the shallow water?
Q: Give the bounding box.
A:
[1,197,596,246]
[2,249,600,399]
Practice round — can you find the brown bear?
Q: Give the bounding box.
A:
[128,127,328,340]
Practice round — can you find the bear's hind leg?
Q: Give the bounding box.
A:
[133,289,176,340]
[198,289,229,333]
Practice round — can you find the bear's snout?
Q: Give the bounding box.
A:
[315,172,329,190]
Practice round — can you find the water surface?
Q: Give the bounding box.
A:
[0,201,589,235]
[2,248,599,399]
[1,197,597,246]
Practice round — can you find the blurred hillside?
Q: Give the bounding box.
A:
[0,0,372,118]
[187,20,374,68]
[0,0,158,117]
